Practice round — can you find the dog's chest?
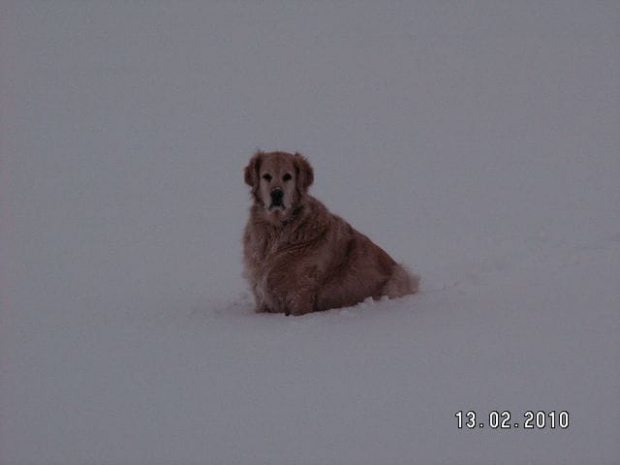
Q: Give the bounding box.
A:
[258,231,287,261]
[245,227,283,266]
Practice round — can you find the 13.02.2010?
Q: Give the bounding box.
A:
[455,410,569,430]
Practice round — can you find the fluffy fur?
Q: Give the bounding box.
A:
[243,151,419,316]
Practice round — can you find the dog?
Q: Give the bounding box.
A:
[243,151,419,316]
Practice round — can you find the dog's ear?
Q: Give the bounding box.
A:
[293,152,314,192]
[244,151,263,188]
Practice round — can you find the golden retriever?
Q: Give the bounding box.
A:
[243,151,419,316]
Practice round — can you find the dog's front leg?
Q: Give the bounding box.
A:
[285,291,316,316]
[285,264,320,316]
[264,260,318,316]
[263,281,314,316]
[256,302,272,313]
[251,281,274,313]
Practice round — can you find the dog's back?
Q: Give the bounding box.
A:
[312,203,419,311]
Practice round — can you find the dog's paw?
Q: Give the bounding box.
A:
[255,303,274,313]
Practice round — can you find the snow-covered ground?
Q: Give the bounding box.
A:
[1,1,619,464]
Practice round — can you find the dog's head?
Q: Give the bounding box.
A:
[244,151,314,223]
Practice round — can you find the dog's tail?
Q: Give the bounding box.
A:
[383,263,420,298]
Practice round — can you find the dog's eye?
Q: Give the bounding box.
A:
[283,173,292,182]
[262,174,272,182]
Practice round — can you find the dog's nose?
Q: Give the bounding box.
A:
[270,188,284,205]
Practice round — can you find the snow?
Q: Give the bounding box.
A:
[1,1,619,464]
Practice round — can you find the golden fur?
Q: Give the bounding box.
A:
[243,151,419,316]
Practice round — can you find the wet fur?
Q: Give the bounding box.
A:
[243,151,419,316]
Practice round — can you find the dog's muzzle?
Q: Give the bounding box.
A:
[270,187,284,209]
